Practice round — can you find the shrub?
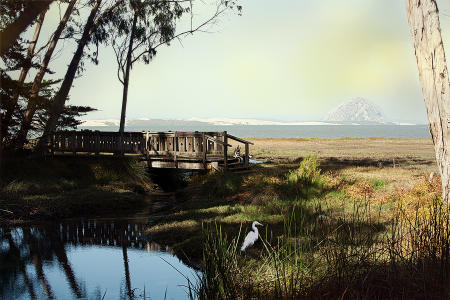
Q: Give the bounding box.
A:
[286,155,321,186]
[283,155,323,199]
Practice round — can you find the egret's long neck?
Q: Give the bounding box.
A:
[252,224,258,235]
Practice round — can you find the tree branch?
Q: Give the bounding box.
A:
[130,4,226,64]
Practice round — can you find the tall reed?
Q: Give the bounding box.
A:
[187,180,449,299]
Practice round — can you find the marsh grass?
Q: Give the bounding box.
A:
[183,157,449,299]
[189,200,448,299]
[187,223,248,300]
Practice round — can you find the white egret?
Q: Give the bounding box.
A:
[240,221,262,251]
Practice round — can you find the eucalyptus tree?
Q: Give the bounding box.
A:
[1,10,46,142]
[0,0,54,56]
[8,0,121,148]
[109,0,241,134]
[405,0,450,203]
[38,0,127,149]
[39,0,241,146]
[15,0,77,147]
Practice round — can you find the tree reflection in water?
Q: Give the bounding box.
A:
[0,219,193,300]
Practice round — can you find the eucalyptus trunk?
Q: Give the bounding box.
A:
[0,0,53,56]
[119,8,138,135]
[405,0,450,203]
[39,0,102,150]
[1,10,46,142]
[15,0,76,148]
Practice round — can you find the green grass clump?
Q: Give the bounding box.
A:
[369,178,387,190]
[283,155,324,199]
[286,155,321,186]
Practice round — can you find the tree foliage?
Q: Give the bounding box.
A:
[0,71,95,145]
[0,0,241,149]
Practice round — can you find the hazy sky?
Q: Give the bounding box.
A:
[16,0,450,123]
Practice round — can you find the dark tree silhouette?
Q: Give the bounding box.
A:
[15,0,77,147]
[38,0,126,150]
[1,10,46,142]
[0,0,54,56]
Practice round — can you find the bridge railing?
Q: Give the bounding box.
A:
[144,131,227,157]
[49,130,253,168]
[51,131,145,155]
[50,131,230,156]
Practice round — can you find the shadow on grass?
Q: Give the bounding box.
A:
[0,155,151,221]
[306,260,449,299]
[316,156,434,172]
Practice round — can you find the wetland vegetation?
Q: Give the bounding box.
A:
[152,138,449,299]
[1,138,449,299]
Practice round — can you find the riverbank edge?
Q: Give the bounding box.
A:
[0,154,154,224]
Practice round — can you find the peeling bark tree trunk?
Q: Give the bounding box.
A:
[405,0,450,203]
[0,0,53,56]
[1,10,46,141]
[15,0,76,148]
[38,0,102,150]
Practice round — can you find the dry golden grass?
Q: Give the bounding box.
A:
[241,137,434,161]
[238,138,437,194]
[148,139,443,271]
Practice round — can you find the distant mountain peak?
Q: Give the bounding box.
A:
[324,98,386,123]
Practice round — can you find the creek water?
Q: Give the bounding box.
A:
[0,216,198,300]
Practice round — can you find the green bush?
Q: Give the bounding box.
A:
[286,155,321,186]
[283,155,323,199]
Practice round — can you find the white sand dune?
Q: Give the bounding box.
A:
[79,117,415,127]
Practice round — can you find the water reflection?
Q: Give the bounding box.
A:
[0,218,196,300]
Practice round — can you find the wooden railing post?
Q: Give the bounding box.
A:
[119,133,124,156]
[244,143,249,168]
[174,131,178,169]
[95,131,100,155]
[223,131,228,170]
[145,131,149,157]
[202,132,206,169]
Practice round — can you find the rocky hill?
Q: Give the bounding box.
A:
[324,98,386,123]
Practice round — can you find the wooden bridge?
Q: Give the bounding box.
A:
[47,130,253,171]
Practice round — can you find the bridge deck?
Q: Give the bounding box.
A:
[47,130,253,171]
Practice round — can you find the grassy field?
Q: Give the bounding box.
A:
[146,138,449,299]
[1,138,447,298]
[247,137,435,161]
[149,138,438,253]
